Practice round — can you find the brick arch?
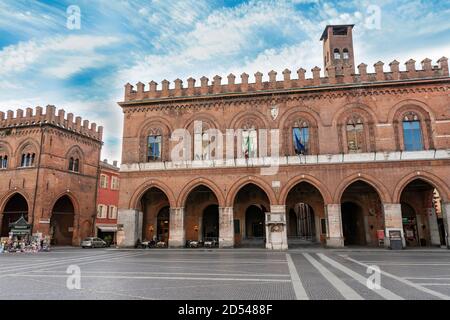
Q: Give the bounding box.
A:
[138,117,173,162]
[389,100,434,150]
[0,141,13,156]
[279,175,333,205]
[333,173,392,203]
[393,171,450,203]
[129,180,177,210]
[225,176,277,207]
[0,190,31,214]
[50,192,80,216]
[278,108,321,155]
[228,109,269,130]
[177,177,225,208]
[183,112,222,131]
[332,104,377,153]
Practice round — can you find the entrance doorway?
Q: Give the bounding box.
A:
[245,205,265,239]
[341,202,366,246]
[157,206,170,243]
[50,196,75,246]
[1,193,29,237]
[202,204,219,242]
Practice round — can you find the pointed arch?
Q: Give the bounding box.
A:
[226,176,277,207]
[334,173,392,203]
[393,171,450,203]
[177,177,225,208]
[129,179,176,209]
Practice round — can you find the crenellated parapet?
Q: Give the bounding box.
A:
[123,57,449,102]
[0,105,103,141]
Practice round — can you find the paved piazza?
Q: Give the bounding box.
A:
[1,247,450,300]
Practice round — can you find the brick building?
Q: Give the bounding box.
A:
[0,105,103,245]
[117,25,450,249]
[96,159,120,244]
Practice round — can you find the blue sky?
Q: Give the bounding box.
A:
[1,0,449,163]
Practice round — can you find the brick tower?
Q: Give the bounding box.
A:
[321,24,355,76]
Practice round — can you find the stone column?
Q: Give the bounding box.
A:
[383,203,405,248]
[117,209,143,247]
[326,204,344,247]
[426,207,441,246]
[442,203,450,249]
[169,207,185,248]
[219,207,234,248]
[265,205,288,250]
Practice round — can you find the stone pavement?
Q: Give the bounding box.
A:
[0,247,449,300]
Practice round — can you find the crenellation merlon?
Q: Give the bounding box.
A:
[0,105,103,141]
[122,57,449,102]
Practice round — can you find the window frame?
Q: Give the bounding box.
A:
[402,116,424,151]
[147,135,162,161]
[100,174,109,189]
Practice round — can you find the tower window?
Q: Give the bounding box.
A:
[333,26,348,36]
[343,48,349,59]
[333,48,341,60]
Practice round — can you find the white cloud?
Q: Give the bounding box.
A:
[0,35,119,78]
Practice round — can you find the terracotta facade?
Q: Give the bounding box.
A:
[0,105,103,245]
[117,25,450,249]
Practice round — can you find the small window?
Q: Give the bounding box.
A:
[100,174,108,189]
[111,176,120,190]
[147,135,162,161]
[0,155,7,169]
[108,206,117,219]
[97,204,107,219]
[21,153,35,167]
[333,48,341,60]
[68,157,80,172]
[403,113,424,151]
[343,48,349,60]
[292,122,309,155]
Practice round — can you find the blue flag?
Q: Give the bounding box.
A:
[294,132,306,154]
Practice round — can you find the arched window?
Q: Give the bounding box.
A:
[333,48,341,60]
[343,48,349,60]
[292,120,309,155]
[402,112,424,151]
[68,157,80,172]
[346,115,365,153]
[0,155,7,169]
[242,127,258,159]
[21,153,35,167]
[147,135,162,161]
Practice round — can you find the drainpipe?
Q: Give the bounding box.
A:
[91,141,102,237]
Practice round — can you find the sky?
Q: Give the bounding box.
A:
[0,0,449,163]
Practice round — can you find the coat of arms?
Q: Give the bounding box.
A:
[270,105,279,120]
